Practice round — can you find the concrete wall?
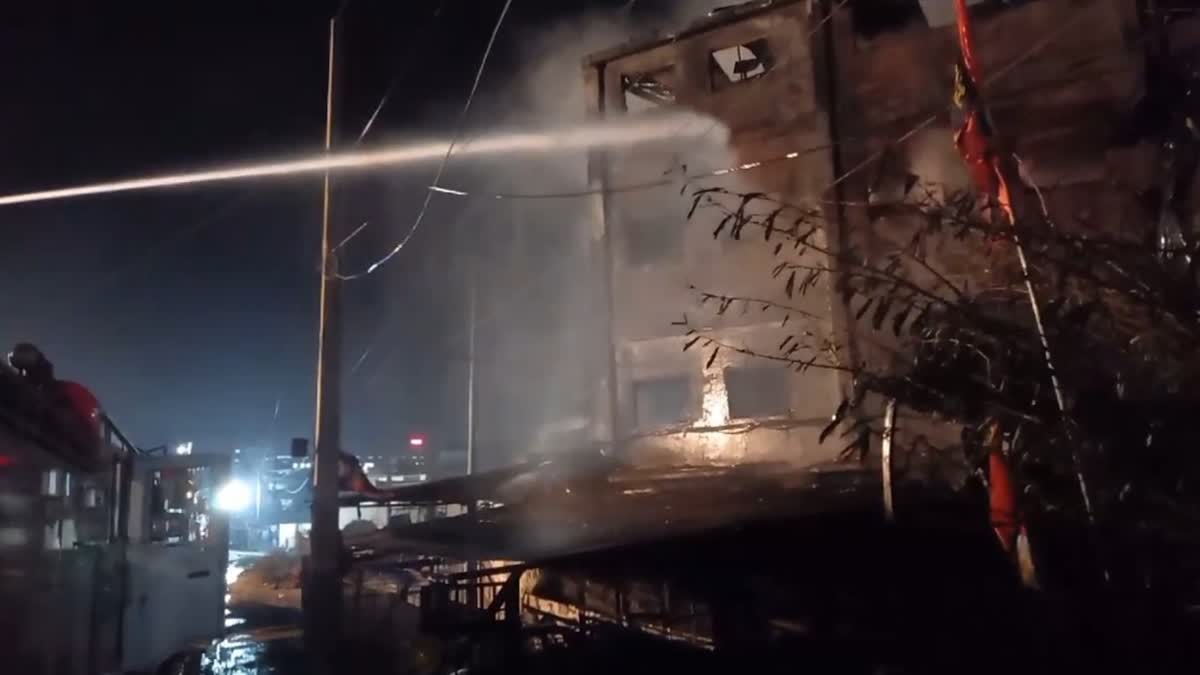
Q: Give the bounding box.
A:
[582,0,1178,467]
[831,0,1159,472]
[586,2,843,466]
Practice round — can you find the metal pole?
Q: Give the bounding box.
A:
[255,461,262,523]
[465,245,479,605]
[881,398,897,522]
[583,63,620,448]
[466,270,476,476]
[598,161,621,447]
[308,13,343,659]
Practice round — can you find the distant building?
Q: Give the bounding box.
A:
[359,450,429,487]
[256,453,311,522]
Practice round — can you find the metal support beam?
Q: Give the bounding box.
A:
[881,398,897,521]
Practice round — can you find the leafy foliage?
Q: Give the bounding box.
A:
[679,180,1200,537]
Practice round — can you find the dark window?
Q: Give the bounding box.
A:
[622,67,677,113]
[634,376,692,429]
[851,0,926,38]
[709,39,773,90]
[725,366,790,419]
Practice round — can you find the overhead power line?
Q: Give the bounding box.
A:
[337,0,516,280]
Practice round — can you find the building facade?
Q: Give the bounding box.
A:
[581,0,1195,466]
[583,1,842,467]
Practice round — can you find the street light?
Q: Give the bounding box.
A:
[214,479,252,513]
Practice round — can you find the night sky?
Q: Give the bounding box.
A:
[0,1,604,455]
[0,0,710,456]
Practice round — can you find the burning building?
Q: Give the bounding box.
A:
[446,0,1200,472]
[582,1,844,467]
[579,0,1199,467]
[338,3,1200,667]
[343,5,1200,670]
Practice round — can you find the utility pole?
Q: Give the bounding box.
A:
[307,12,343,663]
[466,267,477,477]
[462,210,480,608]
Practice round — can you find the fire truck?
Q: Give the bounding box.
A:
[0,344,231,674]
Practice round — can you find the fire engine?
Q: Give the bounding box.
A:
[0,344,231,674]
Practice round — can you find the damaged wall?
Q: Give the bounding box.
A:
[585,1,843,467]
[582,0,1192,468]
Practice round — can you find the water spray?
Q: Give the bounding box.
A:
[0,112,727,208]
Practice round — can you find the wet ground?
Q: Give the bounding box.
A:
[199,625,308,675]
[195,552,413,675]
[196,552,309,675]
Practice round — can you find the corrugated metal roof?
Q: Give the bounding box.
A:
[345,463,895,563]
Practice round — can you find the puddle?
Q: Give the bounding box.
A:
[200,627,308,675]
[201,551,308,674]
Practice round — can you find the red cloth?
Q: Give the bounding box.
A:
[956,0,1025,562]
[955,111,1000,197]
[955,0,982,83]
[989,448,1019,553]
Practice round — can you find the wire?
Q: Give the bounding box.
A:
[286,475,311,495]
[331,1,452,254]
[335,0,1078,260]
[347,142,840,379]
[338,0,516,280]
[356,0,450,144]
[336,0,810,273]
[333,220,371,252]
[350,0,1080,205]
[820,7,1087,192]
[808,0,851,39]
[419,142,837,202]
[346,139,866,380]
[346,7,1088,375]
[346,201,484,377]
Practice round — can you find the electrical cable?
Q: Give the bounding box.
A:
[349,12,1091,382]
[287,476,311,495]
[337,0,516,280]
[349,1,1088,377]
[354,0,1079,206]
[419,142,836,202]
[356,0,449,144]
[330,0,453,253]
[346,202,484,377]
[821,6,1087,192]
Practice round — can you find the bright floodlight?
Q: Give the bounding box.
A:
[409,437,425,447]
[214,479,252,513]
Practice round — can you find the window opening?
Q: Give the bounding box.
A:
[709,39,773,89]
[725,366,790,419]
[634,376,692,428]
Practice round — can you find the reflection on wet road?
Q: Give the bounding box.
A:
[201,626,309,675]
[201,551,308,675]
